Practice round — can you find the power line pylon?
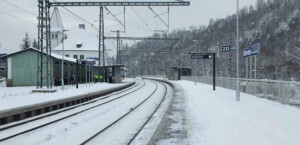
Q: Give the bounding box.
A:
[37,0,52,89]
[37,0,190,88]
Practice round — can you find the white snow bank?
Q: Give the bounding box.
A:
[0,78,6,87]
[0,79,134,111]
[173,80,300,145]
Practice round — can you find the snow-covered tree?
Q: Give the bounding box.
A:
[32,39,38,49]
[20,32,31,50]
[124,0,300,81]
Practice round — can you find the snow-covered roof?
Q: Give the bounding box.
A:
[51,52,76,62]
[4,48,76,63]
[50,7,64,32]
[52,29,98,51]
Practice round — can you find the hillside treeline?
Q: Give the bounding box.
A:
[122,0,300,81]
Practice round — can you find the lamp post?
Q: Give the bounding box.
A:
[236,0,240,101]
[61,29,68,91]
[193,40,198,85]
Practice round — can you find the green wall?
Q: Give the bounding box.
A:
[11,50,53,86]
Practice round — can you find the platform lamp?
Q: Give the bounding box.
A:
[61,29,68,91]
[193,40,198,85]
[236,0,240,101]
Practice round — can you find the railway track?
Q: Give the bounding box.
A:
[0,79,172,145]
[0,79,148,142]
[80,81,169,145]
[0,80,142,131]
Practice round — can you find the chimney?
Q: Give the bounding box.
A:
[79,24,85,30]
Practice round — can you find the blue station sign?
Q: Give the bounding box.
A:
[243,43,260,58]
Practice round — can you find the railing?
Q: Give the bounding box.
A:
[182,76,300,106]
[141,75,300,106]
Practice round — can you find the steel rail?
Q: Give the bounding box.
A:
[79,80,161,145]
[0,80,148,142]
[0,80,140,131]
[126,81,168,145]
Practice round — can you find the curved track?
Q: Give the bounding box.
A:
[0,79,146,142]
[0,79,173,145]
[80,81,170,145]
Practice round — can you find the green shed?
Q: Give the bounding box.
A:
[4,48,89,87]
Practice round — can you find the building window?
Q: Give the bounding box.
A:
[77,41,83,48]
[73,55,78,59]
[55,34,58,39]
[52,34,54,39]
[80,55,84,60]
[65,55,69,57]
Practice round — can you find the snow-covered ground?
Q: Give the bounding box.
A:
[0,77,6,87]
[1,80,173,145]
[0,79,133,111]
[173,80,300,145]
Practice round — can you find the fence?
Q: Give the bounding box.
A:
[142,75,300,106]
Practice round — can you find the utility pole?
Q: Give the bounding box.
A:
[111,30,122,64]
[98,6,104,82]
[38,1,190,88]
[213,53,216,91]
[120,40,122,64]
[61,29,68,91]
[193,40,197,85]
[236,0,240,101]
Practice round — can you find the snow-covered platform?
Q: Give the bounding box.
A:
[177,80,300,145]
[146,78,300,145]
[0,79,135,124]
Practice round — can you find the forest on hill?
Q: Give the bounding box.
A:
[122,0,300,81]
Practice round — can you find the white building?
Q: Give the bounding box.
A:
[50,7,100,62]
[50,7,64,50]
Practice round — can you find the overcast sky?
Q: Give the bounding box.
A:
[0,0,257,55]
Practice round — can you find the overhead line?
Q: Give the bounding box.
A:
[0,10,37,25]
[58,9,85,24]
[104,6,125,27]
[51,0,98,31]
[1,0,37,17]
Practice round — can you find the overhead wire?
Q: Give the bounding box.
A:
[51,0,98,31]
[129,6,153,33]
[50,0,119,48]
[0,0,37,17]
[58,9,85,24]
[0,10,37,25]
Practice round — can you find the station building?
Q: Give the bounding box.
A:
[166,67,192,80]
[3,48,93,87]
[50,7,100,62]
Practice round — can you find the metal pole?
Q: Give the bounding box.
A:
[89,65,91,86]
[120,40,122,64]
[98,6,102,83]
[194,59,196,85]
[86,64,87,86]
[91,66,93,83]
[76,60,79,89]
[255,55,257,79]
[117,30,120,64]
[61,31,64,91]
[61,30,68,90]
[250,56,252,79]
[236,0,240,101]
[194,40,197,85]
[254,55,257,95]
[213,53,216,91]
[181,61,183,81]
[246,57,248,79]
